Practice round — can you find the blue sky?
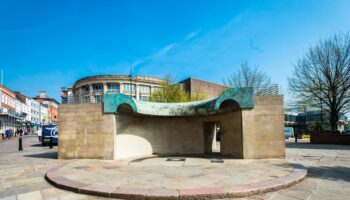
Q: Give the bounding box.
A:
[1,0,350,108]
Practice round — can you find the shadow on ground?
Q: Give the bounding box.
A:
[306,165,350,182]
[273,161,350,183]
[24,151,58,159]
[31,143,43,147]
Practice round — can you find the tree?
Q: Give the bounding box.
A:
[288,32,350,131]
[149,75,190,103]
[223,61,271,92]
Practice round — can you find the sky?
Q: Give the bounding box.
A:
[1,0,350,110]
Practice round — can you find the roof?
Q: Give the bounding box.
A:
[104,87,254,116]
[73,74,165,87]
[0,85,16,98]
[33,96,60,105]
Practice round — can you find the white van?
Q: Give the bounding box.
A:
[284,127,294,139]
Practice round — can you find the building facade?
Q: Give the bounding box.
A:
[14,92,33,133]
[284,107,333,135]
[30,98,40,125]
[61,75,164,103]
[39,104,49,125]
[0,85,24,134]
[33,91,59,124]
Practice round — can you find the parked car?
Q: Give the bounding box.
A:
[284,127,294,139]
[41,124,58,146]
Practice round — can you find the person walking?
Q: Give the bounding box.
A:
[5,129,10,139]
[37,128,42,142]
[18,128,23,137]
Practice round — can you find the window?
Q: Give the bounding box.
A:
[82,96,90,103]
[93,85,103,93]
[139,85,151,94]
[95,95,102,103]
[108,84,120,93]
[124,84,136,92]
[82,86,89,94]
[139,95,148,101]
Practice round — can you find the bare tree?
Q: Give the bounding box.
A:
[288,32,350,131]
[223,61,271,92]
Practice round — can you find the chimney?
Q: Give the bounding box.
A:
[39,91,46,98]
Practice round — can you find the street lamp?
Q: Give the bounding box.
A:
[128,67,133,98]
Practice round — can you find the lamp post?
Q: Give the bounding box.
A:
[128,67,133,98]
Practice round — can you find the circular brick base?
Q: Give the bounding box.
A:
[46,157,307,199]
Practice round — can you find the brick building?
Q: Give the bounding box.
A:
[179,77,229,100]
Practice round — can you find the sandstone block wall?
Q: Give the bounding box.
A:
[114,112,242,160]
[242,96,285,159]
[58,104,115,159]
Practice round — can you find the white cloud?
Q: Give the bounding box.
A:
[185,29,201,40]
[152,43,176,58]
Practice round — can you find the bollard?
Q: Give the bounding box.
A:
[49,137,53,149]
[18,137,23,151]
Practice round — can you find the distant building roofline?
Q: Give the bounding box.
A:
[178,77,228,88]
[73,74,165,86]
[33,96,60,105]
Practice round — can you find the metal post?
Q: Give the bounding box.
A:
[320,99,323,123]
[49,137,53,149]
[18,137,23,151]
[129,67,133,98]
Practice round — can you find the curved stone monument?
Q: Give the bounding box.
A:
[58,87,285,160]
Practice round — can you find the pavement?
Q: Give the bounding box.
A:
[0,136,350,199]
[45,157,306,199]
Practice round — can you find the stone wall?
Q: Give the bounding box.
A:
[58,104,115,159]
[114,111,243,160]
[242,96,285,159]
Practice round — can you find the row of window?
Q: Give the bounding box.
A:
[31,117,40,122]
[1,93,16,107]
[31,110,40,115]
[31,102,39,109]
[81,84,154,94]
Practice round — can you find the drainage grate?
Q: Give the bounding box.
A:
[166,158,185,162]
[211,158,224,163]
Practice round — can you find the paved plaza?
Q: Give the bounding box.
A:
[1,136,350,199]
[45,157,305,199]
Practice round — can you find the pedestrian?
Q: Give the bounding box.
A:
[5,129,10,139]
[18,128,23,137]
[37,128,42,142]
